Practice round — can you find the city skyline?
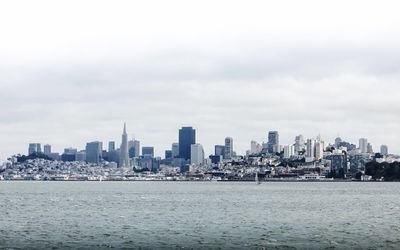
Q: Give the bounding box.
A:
[12,123,392,161]
[1,1,400,161]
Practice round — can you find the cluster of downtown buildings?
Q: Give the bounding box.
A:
[1,123,399,181]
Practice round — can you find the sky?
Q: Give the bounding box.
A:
[1,0,400,161]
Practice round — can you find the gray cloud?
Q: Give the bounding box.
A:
[1,0,400,160]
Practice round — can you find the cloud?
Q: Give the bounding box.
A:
[1,0,400,160]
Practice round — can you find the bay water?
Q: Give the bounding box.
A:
[1,181,399,249]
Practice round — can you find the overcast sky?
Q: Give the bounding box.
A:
[1,0,400,160]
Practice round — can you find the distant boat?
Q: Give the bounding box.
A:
[255,172,261,185]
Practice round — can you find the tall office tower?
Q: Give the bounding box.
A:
[267,131,279,153]
[142,147,154,157]
[172,143,179,158]
[119,123,130,168]
[215,145,225,156]
[294,135,305,153]
[224,137,233,159]
[165,150,173,159]
[306,139,315,158]
[43,144,51,155]
[128,140,135,158]
[380,145,389,156]
[85,142,102,164]
[367,143,373,154]
[133,140,140,157]
[359,138,368,154]
[28,143,41,155]
[108,141,116,152]
[190,143,204,165]
[283,145,295,159]
[315,140,324,160]
[179,127,196,160]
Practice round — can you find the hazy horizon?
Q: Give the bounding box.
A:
[1,0,400,160]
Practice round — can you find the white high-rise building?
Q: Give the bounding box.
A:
[224,137,233,159]
[315,140,324,160]
[306,139,315,158]
[190,144,204,165]
[119,123,130,168]
[359,138,368,154]
[283,145,295,159]
[380,145,388,155]
[250,141,262,155]
[294,135,305,153]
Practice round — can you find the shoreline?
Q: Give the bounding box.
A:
[0,179,381,182]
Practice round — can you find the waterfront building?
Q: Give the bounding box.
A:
[191,143,204,165]
[86,141,102,164]
[380,145,389,156]
[119,123,130,168]
[326,150,347,174]
[179,127,196,160]
[359,138,368,154]
[43,144,51,156]
[224,137,233,160]
[172,143,179,158]
[142,147,155,157]
[267,131,279,153]
[136,157,160,172]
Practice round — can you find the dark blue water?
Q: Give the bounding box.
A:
[1,181,399,249]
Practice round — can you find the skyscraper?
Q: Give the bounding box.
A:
[179,127,196,160]
[190,143,204,165]
[108,141,116,152]
[306,139,315,158]
[359,138,368,154]
[215,145,225,156]
[315,140,324,160]
[43,144,51,156]
[267,131,279,153]
[172,143,179,158]
[224,137,233,160]
[142,147,154,157]
[380,145,388,155]
[85,142,102,164]
[119,123,130,168]
[294,135,305,153]
[28,143,41,155]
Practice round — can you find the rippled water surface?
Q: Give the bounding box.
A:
[1,181,400,249]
